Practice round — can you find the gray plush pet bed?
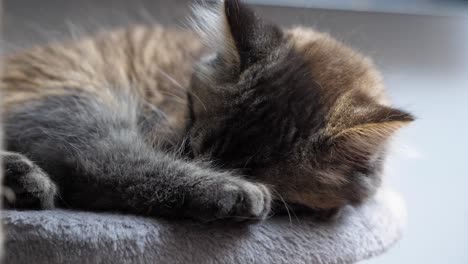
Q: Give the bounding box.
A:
[2,188,405,264]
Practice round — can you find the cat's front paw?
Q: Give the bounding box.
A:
[217,181,271,221]
[2,152,57,209]
[191,179,272,222]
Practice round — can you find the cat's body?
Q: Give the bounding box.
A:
[3,26,202,148]
[2,26,218,217]
[1,0,413,221]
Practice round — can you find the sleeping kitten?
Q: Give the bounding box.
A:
[1,0,413,221]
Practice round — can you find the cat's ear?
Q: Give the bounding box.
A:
[191,0,282,70]
[331,103,414,159]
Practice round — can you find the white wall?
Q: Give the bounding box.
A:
[246,0,468,17]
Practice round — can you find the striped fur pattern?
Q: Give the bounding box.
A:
[1,0,413,221]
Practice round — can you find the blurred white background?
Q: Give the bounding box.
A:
[248,0,468,16]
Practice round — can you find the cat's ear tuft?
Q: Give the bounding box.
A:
[190,0,238,65]
[331,104,414,159]
[191,0,282,69]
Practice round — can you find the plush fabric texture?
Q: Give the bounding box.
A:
[2,189,406,264]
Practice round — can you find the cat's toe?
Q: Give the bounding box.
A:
[217,181,272,221]
[3,153,57,209]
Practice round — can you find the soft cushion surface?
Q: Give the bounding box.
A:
[2,189,406,264]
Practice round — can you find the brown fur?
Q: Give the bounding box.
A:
[282,30,413,207]
[2,25,206,145]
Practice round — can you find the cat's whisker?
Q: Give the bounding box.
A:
[272,189,293,226]
[65,20,86,41]
[157,91,186,103]
[175,135,191,158]
[188,90,208,112]
[136,4,157,25]
[289,203,301,225]
[154,65,208,111]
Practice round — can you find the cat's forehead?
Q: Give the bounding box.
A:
[233,58,328,142]
[234,26,392,141]
[285,26,388,102]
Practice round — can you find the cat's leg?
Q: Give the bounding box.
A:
[2,151,57,209]
[3,94,271,221]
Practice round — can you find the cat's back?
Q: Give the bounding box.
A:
[2,25,206,128]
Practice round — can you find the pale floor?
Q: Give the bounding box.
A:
[3,1,468,263]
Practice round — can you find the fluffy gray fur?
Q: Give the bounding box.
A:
[3,93,271,221]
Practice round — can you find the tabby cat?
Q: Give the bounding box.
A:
[1,0,413,221]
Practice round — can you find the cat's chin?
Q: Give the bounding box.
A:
[271,201,343,222]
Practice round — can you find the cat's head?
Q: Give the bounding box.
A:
[188,0,413,210]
